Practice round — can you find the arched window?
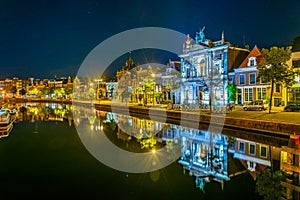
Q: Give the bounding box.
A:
[199,59,206,76]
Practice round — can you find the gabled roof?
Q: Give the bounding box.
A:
[238,46,263,68]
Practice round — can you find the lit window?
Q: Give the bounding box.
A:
[248,57,257,67]
[281,151,287,163]
[244,88,253,102]
[249,88,253,101]
[245,88,248,101]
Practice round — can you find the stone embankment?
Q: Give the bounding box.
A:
[7,98,299,140]
[93,103,299,138]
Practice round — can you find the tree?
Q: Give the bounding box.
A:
[257,46,295,114]
[292,36,300,52]
[41,87,49,97]
[88,88,95,101]
[256,168,286,200]
[226,83,237,102]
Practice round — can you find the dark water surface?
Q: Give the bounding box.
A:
[0,105,261,199]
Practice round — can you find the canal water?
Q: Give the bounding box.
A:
[0,103,276,199]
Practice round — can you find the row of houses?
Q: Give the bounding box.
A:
[115,27,300,107]
[1,27,299,107]
[0,76,74,99]
[231,47,300,106]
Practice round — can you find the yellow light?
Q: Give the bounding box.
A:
[152,149,156,154]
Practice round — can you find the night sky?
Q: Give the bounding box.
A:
[0,0,300,79]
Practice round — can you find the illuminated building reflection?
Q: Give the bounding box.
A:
[178,128,229,189]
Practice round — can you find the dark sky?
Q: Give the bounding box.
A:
[0,0,300,79]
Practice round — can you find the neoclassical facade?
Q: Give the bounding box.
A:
[179,28,249,106]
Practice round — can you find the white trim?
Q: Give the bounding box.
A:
[233,153,271,166]
[248,57,257,67]
[234,67,257,72]
[236,85,269,89]
[247,161,256,172]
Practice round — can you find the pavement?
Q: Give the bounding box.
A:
[225,106,300,125]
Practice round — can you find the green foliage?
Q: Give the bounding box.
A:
[225,136,236,145]
[88,88,95,99]
[54,88,66,98]
[28,88,41,96]
[226,83,237,102]
[256,168,286,200]
[140,137,156,149]
[258,46,295,86]
[257,46,295,113]
[41,87,49,95]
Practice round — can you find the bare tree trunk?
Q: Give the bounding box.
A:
[269,80,274,114]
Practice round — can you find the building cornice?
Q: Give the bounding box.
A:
[234,67,257,72]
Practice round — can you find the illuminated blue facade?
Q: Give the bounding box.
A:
[178,28,230,106]
[178,128,229,185]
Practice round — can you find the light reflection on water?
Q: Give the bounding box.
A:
[1,103,285,199]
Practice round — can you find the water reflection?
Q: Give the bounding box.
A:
[70,104,284,193]
[16,102,73,125]
[8,103,296,198]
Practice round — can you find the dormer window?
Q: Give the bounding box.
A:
[248,57,257,67]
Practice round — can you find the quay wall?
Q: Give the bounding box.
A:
[93,103,298,137]
[6,98,298,137]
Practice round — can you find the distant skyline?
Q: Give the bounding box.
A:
[0,0,300,79]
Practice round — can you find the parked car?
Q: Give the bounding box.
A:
[243,100,268,111]
[284,104,300,112]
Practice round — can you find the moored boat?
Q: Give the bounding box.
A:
[0,109,16,138]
